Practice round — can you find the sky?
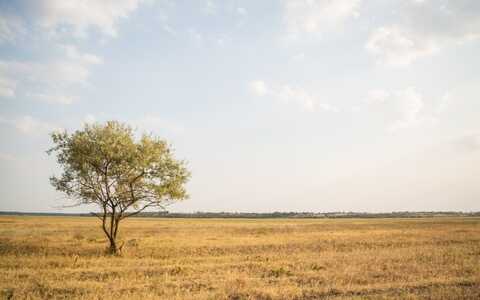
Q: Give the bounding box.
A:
[0,0,479,213]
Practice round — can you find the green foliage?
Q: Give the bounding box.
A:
[47,121,190,252]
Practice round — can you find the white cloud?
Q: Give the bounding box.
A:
[291,52,306,62]
[453,133,480,153]
[435,92,452,114]
[284,0,361,37]
[0,77,16,98]
[376,87,438,133]
[236,7,247,16]
[365,26,438,67]
[0,45,101,104]
[83,114,96,125]
[366,87,437,132]
[0,13,26,44]
[187,28,203,44]
[366,1,480,66]
[317,102,339,112]
[275,85,317,112]
[249,80,338,112]
[30,93,74,105]
[63,45,103,65]
[365,89,390,104]
[203,1,217,15]
[0,0,145,43]
[249,80,269,96]
[0,115,58,135]
[388,87,425,132]
[161,24,176,36]
[36,0,144,38]
[0,152,16,161]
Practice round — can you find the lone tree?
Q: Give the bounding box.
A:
[48,121,190,254]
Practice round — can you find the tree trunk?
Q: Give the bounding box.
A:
[99,206,122,255]
[108,237,118,254]
[106,215,121,255]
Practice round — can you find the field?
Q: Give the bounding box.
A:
[0,216,479,299]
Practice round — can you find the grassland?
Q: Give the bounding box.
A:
[0,216,479,299]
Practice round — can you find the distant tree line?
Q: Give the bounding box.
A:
[1,211,479,218]
[135,211,480,218]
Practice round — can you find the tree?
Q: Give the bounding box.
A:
[47,121,190,254]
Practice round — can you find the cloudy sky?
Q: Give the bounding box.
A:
[1,0,479,213]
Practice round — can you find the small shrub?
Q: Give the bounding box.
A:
[265,267,292,278]
[310,263,325,271]
[1,288,14,300]
[126,239,139,247]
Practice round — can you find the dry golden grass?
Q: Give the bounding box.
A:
[0,216,479,299]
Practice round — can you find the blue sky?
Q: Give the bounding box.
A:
[1,0,479,213]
